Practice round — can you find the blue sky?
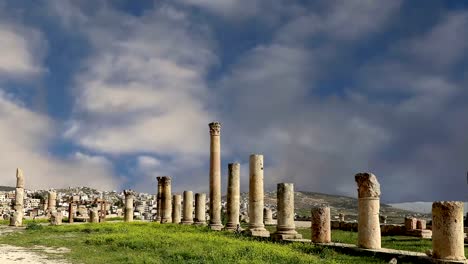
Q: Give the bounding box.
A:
[0,0,467,203]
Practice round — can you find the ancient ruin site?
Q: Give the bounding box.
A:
[0,1,467,264]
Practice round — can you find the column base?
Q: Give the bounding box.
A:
[272,231,302,241]
[193,221,207,226]
[180,221,194,225]
[160,218,172,224]
[244,228,270,237]
[224,223,241,231]
[209,224,224,231]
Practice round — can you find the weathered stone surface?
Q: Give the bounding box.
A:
[416,219,426,230]
[194,193,206,225]
[90,208,99,223]
[124,189,135,222]
[172,194,181,224]
[225,163,240,231]
[209,122,223,231]
[9,211,23,227]
[16,168,25,189]
[181,191,194,224]
[68,203,76,223]
[159,176,172,223]
[311,206,331,243]
[264,208,274,225]
[48,191,57,212]
[156,177,163,221]
[273,183,301,240]
[246,154,269,237]
[404,217,417,230]
[355,172,381,249]
[432,201,465,261]
[50,211,62,226]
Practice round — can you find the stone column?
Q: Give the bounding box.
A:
[273,183,301,240]
[432,201,465,261]
[48,191,57,212]
[160,176,172,223]
[264,208,274,225]
[311,206,331,243]
[208,122,223,230]
[416,219,426,230]
[355,172,381,249]
[156,177,163,221]
[246,154,269,237]
[90,208,99,223]
[181,191,194,224]
[404,217,417,230]
[194,193,206,225]
[339,213,345,222]
[11,168,24,227]
[225,163,240,231]
[172,194,182,224]
[124,189,135,222]
[68,203,76,223]
[50,211,63,226]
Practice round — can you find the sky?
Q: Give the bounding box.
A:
[0,0,467,203]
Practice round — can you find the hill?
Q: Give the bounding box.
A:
[0,186,15,192]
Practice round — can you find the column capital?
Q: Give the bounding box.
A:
[355,172,380,198]
[209,122,221,136]
[124,189,136,197]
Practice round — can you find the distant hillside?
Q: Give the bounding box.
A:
[229,191,431,224]
[0,186,15,192]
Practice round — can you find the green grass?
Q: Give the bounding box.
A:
[0,222,389,264]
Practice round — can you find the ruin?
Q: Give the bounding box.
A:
[10,168,24,227]
[246,154,269,237]
[273,183,302,240]
[159,176,172,223]
[156,177,163,221]
[311,206,331,243]
[50,210,62,225]
[90,208,99,223]
[432,201,465,261]
[172,194,181,224]
[194,193,206,225]
[181,191,194,225]
[48,190,57,212]
[264,208,274,225]
[124,189,135,222]
[225,163,240,231]
[208,122,223,231]
[355,172,381,249]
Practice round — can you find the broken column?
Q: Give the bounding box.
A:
[160,176,172,223]
[264,208,274,225]
[208,122,223,230]
[50,210,63,226]
[404,217,417,230]
[355,172,381,249]
[90,208,99,223]
[246,154,269,237]
[181,191,194,225]
[156,177,163,221]
[48,190,57,212]
[339,213,345,222]
[124,189,135,222]
[68,203,76,223]
[416,219,426,230]
[194,193,206,225]
[172,194,181,224]
[311,206,331,243]
[225,163,240,231]
[11,168,25,227]
[432,201,465,261]
[273,183,301,240]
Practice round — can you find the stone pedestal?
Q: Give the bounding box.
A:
[404,217,417,230]
[172,194,181,224]
[355,173,381,249]
[156,177,163,221]
[311,206,331,243]
[416,219,426,230]
[264,208,274,225]
[159,176,172,223]
[90,208,99,223]
[50,211,62,226]
[208,122,223,231]
[273,183,301,240]
[181,191,194,224]
[124,190,135,222]
[432,201,465,261]
[246,154,269,237]
[194,193,206,225]
[48,191,57,212]
[225,163,240,231]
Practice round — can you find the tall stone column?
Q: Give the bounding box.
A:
[11,168,25,227]
[160,176,172,223]
[172,194,182,224]
[247,154,269,237]
[68,203,76,223]
[156,177,163,221]
[124,189,135,222]
[273,183,301,240]
[194,193,206,225]
[181,191,194,224]
[208,122,223,230]
[432,201,465,261]
[48,190,57,212]
[355,173,381,249]
[225,163,240,231]
[311,206,331,243]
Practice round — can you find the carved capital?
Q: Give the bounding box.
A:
[355,172,381,198]
[124,189,136,197]
[209,122,221,136]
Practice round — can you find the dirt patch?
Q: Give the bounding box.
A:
[0,244,70,263]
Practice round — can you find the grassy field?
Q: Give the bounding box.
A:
[0,222,392,264]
